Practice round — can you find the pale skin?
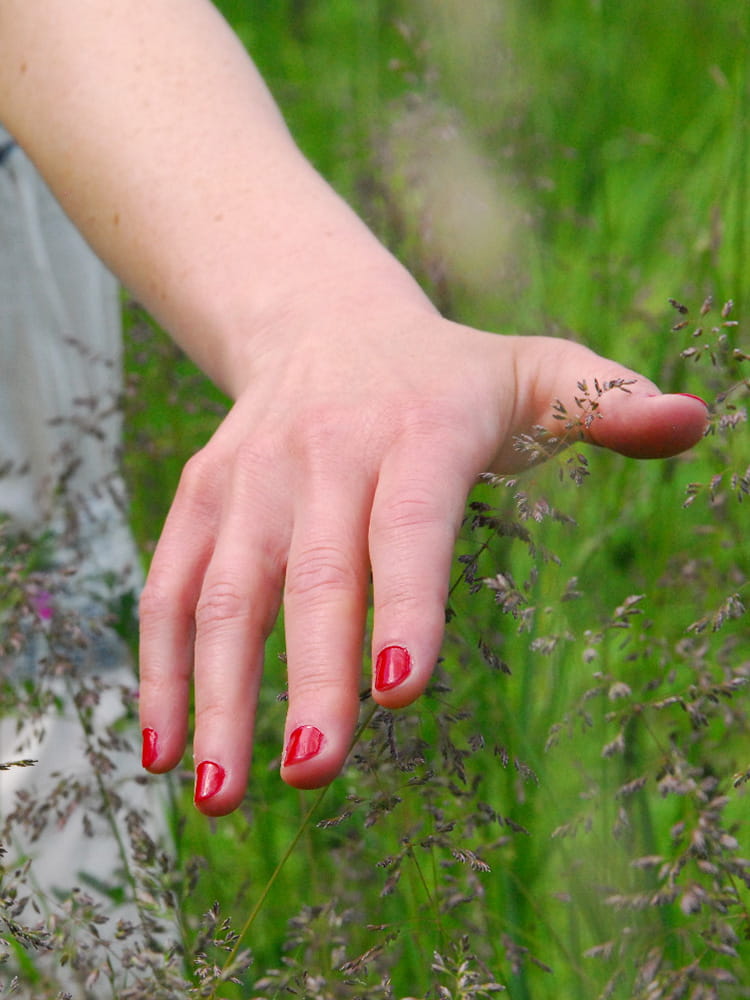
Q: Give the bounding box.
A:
[0,0,707,816]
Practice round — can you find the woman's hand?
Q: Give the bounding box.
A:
[0,0,708,815]
[137,300,707,816]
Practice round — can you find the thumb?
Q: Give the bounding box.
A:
[500,336,709,469]
[585,388,708,459]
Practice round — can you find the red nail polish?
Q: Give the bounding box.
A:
[283,725,324,766]
[374,645,411,691]
[677,393,708,407]
[195,761,225,802]
[141,728,159,769]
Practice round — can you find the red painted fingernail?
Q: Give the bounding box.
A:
[374,645,411,691]
[677,393,708,407]
[141,728,159,769]
[195,761,225,803]
[647,392,709,408]
[283,725,324,766]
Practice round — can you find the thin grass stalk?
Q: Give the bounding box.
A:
[208,703,379,997]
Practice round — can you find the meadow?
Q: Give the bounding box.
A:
[2,1,749,997]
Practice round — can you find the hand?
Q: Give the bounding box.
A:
[137,299,707,816]
[0,0,707,815]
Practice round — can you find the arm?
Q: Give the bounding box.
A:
[0,0,429,396]
[0,0,708,816]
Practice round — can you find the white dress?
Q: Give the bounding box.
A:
[0,125,140,592]
[0,128,168,997]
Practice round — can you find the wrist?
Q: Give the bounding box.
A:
[191,202,436,400]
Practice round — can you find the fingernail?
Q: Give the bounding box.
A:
[647,392,709,408]
[195,761,225,803]
[141,728,159,769]
[283,725,324,766]
[677,393,708,407]
[374,645,411,691]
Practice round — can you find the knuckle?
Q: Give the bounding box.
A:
[178,447,217,504]
[195,576,250,631]
[398,574,448,609]
[288,404,357,469]
[371,487,443,539]
[385,491,440,529]
[234,435,281,480]
[170,447,225,533]
[194,699,226,731]
[395,398,462,442]
[375,585,424,618]
[293,402,349,440]
[285,544,359,602]
[287,668,330,703]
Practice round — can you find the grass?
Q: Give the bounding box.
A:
[2,0,749,997]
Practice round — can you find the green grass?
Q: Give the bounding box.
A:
[114,1,750,996]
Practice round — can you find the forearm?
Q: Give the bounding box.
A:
[0,0,430,396]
